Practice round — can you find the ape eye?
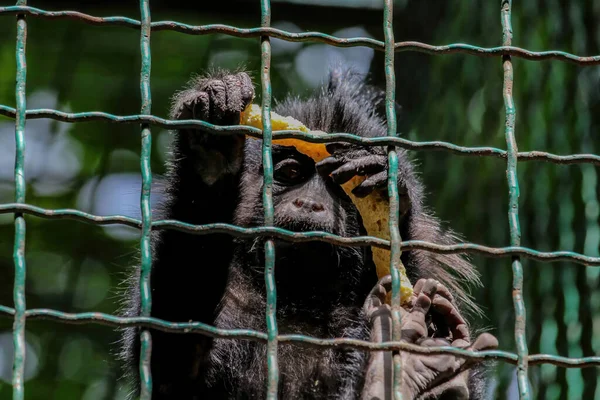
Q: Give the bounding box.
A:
[274,160,305,184]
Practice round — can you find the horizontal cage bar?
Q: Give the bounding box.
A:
[0,107,598,165]
[3,2,600,397]
[0,6,599,65]
[0,305,598,369]
[0,203,599,266]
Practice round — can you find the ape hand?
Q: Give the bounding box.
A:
[171,72,254,186]
[173,71,254,125]
[315,143,389,198]
[362,276,498,400]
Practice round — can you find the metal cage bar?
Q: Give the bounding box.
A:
[0,1,599,399]
[2,105,599,165]
[2,6,600,65]
[11,1,28,399]
[381,0,405,398]
[138,0,154,398]
[259,0,280,398]
[500,1,531,398]
[0,202,599,264]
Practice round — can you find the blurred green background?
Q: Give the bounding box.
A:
[0,0,599,398]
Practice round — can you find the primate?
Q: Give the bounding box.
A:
[120,68,498,399]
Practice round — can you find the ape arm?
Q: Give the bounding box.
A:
[121,72,255,399]
[150,71,256,321]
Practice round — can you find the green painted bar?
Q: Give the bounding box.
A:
[259,0,279,398]
[0,2,599,397]
[1,105,600,166]
[12,1,28,399]
[1,203,600,266]
[0,301,598,368]
[381,0,405,398]
[138,0,154,398]
[500,1,531,399]
[2,6,600,66]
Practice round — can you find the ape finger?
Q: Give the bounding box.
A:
[433,281,455,303]
[469,332,499,352]
[377,274,392,293]
[401,281,437,342]
[223,75,244,117]
[330,156,387,185]
[412,278,439,297]
[191,92,210,122]
[431,295,469,342]
[235,72,255,109]
[351,170,388,198]
[363,281,386,316]
[206,80,228,124]
[450,333,498,354]
[324,141,354,155]
[410,290,435,320]
[450,333,499,376]
[416,337,452,348]
[412,278,426,295]
[315,156,345,176]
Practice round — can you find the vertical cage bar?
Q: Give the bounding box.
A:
[12,1,28,399]
[259,1,278,399]
[138,0,153,398]
[500,1,530,399]
[382,1,404,398]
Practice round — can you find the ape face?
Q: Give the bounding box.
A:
[237,140,360,235]
[234,139,371,304]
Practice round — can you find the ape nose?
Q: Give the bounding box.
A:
[293,198,325,212]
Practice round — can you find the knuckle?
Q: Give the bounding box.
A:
[236,71,251,81]
[426,278,440,286]
[202,80,226,98]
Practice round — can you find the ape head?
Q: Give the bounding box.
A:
[232,138,377,306]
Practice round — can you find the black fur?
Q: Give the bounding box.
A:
[119,68,487,399]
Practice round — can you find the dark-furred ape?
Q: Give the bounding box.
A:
[120,68,497,399]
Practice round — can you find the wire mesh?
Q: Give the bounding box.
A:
[0,1,600,399]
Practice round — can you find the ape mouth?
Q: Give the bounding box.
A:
[269,238,342,278]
